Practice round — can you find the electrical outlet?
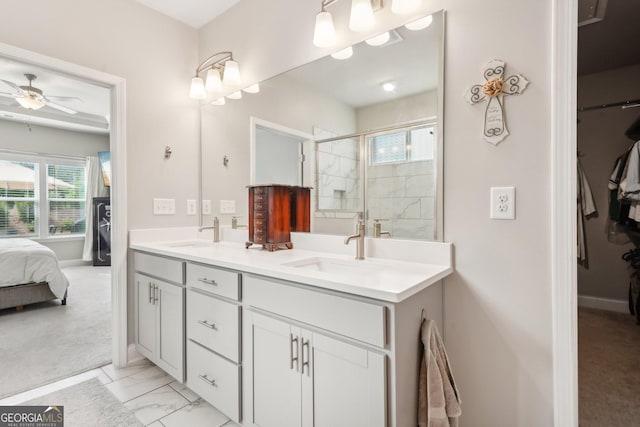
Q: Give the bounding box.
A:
[220,200,236,214]
[202,200,212,215]
[490,187,515,220]
[186,199,197,215]
[153,198,175,215]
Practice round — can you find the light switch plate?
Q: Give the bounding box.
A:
[490,187,515,220]
[220,200,236,214]
[186,199,197,215]
[202,200,212,215]
[153,198,175,215]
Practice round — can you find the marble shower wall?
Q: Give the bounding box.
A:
[316,138,360,211]
[367,160,435,240]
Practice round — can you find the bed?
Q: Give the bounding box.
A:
[0,238,69,310]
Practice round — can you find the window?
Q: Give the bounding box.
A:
[0,156,86,238]
[369,125,436,166]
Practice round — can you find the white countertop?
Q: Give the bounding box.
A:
[129,230,453,303]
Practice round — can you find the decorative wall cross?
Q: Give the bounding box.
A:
[464,59,529,145]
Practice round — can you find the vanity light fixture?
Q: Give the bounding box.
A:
[211,97,226,106]
[314,7,337,48]
[349,0,375,32]
[189,51,242,100]
[331,46,354,60]
[405,14,433,30]
[365,31,390,46]
[227,91,242,100]
[313,0,382,48]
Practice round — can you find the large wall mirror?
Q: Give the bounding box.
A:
[201,10,444,241]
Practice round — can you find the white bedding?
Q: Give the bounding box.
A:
[0,238,69,299]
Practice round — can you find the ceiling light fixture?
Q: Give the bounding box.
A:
[16,95,45,111]
[331,46,354,60]
[382,81,397,92]
[190,51,246,100]
[405,14,433,30]
[365,31,390,46]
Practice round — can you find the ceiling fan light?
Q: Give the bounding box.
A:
[222,60,241,87]
[243,83,260,94]
[349,0,375,32]
[205,69,223,92]
[190,76,207,99]
[227,91,242,100]
[331,46,354,60]
[16,96,45,110]
[366,32,390,46]
[314,11,337,48]
[405,14,433,30]
[392,0,422,15]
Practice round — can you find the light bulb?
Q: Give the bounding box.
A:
[349,0,375,32]
[211,97,226,106]
[222,60,241,87]
[189,76,206,99]
[331,46,353,60]
[405,15,433,30]
[382,81,396,92]
[313,11,337,48]
[366,32,390,46]
[243,83,260,94]
[227,91,242,100]
[392,0,421,14]
[205,69,222,92]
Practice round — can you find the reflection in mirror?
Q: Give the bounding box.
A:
[200,10,443,241]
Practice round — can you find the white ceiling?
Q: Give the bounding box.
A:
[135,0,240,29]
[0,56,111,133]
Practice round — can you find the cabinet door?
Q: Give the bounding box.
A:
[135,273,155,360]
[306,332,386,427]
[156,279,185,382]
[249,312,301,427]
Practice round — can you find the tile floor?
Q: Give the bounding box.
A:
[0,358,239,427]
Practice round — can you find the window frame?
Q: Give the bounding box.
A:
[367,120,438,167]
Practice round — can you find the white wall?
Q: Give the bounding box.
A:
[0,120,110,259]
[577,64,640,301]
[199,0,554,424]
[356,89,438,132]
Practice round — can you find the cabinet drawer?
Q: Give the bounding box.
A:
[134,252,184,284]
[187,263,241,301]
[187,289,240,362]
[254,202,265,211]
[187,340,241,423]
[244,275,386,347]
[254,210,266,219]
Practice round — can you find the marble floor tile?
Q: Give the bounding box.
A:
[125,385,189,425]
[159,399,229,427]
[168,381,200,403]
[105,365,174,402]
[147,422,163,427]
[102,358,153,381]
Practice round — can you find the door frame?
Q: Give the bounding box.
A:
[0,42,129,368]
[551,0,578,425]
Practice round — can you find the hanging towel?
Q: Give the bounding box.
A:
[577,159,597,266]
[418,319,461,427]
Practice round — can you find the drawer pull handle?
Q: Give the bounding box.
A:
[198,277,218,286]
[290,334,299,372]
[198,374,217,387]
[302,338,310,376]
[148,282,152,303]
[198,320,217,330]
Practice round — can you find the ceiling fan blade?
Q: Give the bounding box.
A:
[0,80,23,96]
[47,95,82,102]
[44,100,78,115]
[0,92,16,98]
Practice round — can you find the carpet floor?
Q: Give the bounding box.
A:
[0,265,112,399]
[25,378,142,427]
[579,306,640,426]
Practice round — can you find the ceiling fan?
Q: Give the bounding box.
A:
[0,73,79,114]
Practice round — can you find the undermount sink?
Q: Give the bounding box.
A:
[282,257,385,276]
[161,240,214,248]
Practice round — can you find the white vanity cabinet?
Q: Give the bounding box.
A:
[246,310,386,427]
[133,252,185,382]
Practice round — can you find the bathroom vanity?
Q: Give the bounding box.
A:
[130,229,452,427]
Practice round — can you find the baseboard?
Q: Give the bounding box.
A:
[59,259,92,268]
[578,295,628,313]
[127,344,144,365]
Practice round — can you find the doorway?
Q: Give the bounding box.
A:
[0,42,128,370]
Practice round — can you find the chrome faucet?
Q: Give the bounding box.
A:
[199,216,220,242]
[231,216,247,229]
[344,220,365,260]
[373,219,392,238]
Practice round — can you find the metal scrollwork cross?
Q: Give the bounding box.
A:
[464,59,529,145]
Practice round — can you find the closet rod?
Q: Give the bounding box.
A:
[578,98,640,112]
